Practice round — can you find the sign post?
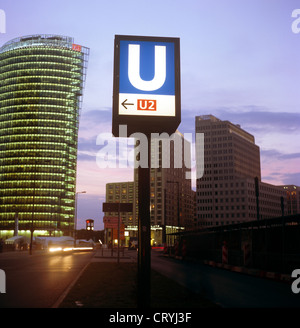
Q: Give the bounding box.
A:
[112,35,181,308]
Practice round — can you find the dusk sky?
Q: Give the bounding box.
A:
[1,0,300,230]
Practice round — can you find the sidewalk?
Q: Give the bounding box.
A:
[56,248,219,308]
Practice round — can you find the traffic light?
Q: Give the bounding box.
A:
[86,219,94,231]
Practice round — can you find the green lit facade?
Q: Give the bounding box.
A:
[0,35,89,238]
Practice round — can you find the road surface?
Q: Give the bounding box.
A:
[0,250,95,308]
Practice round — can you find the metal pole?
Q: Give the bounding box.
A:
[281,196,285,272]
[111,229,113,256]
[74,192,78,248]
[74,191,86,248]
[137,133,151,308]
[167,180,180,227]
[177,182,180,227]
[163,189,166,244]
[255,177,260,221]
[118,203,120,264]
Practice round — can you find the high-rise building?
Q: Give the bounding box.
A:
[196,115,261,182]
[105,181,138,226]
[104,130,195,245]
[104,181,138,245]
[0,35,89,238]
[147,131,195,231]
[138,131,194,244]
[195,115,287,227]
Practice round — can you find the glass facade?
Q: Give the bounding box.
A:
[0,35,89,238]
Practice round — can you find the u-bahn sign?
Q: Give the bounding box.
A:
[113,35,181,136]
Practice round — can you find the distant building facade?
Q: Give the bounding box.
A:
[280,185,300,215]
[195,115,287,227]
[104,131,196,245]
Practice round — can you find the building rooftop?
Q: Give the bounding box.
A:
[196,114,255,144]
[0,34,89,54]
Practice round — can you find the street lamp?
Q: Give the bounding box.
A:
[29,157,37,255]
[74,191,86,247]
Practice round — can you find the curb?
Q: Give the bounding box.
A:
[51,252,96,308]
[203,260,292,283]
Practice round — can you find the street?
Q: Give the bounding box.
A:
[151,251,300,308]
[1,248,300,308]
[0,250,95,308]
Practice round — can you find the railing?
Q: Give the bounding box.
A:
[166,214,300,274]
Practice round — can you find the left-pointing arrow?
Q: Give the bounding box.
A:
[122,99,134,109]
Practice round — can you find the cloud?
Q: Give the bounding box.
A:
[280,172,300,185]
[77,108,112,161]
[212,107,300,134]
[79,108,111,134]
[280,153,300,160]
[263,172,300,186]
[261,149,300,161]
[260,149,300,186]
[179,106,300,138]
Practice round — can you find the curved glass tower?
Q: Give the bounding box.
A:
[0,35,89,238]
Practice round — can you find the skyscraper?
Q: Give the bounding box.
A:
[0,35,89,238]
[104,131,195,245]
[195,115,287,227]
[137,131,194,244]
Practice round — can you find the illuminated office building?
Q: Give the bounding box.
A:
[0,35,89,238]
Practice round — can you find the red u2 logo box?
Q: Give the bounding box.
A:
[72,44,82,52]
[137,99,157,111]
